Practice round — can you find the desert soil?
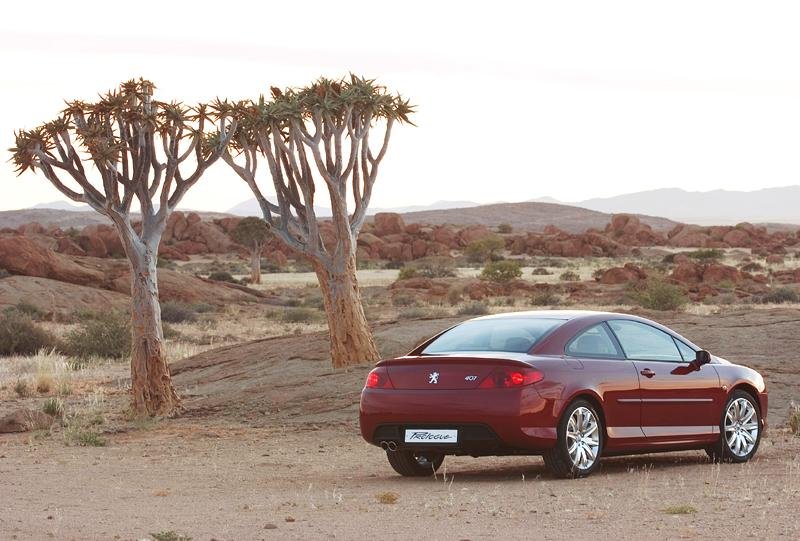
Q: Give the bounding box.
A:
[2,308,800,540]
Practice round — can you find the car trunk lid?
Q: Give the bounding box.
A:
[382,355,532,390]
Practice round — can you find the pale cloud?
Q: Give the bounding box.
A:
[2,0,799,212]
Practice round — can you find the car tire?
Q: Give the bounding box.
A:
[543,399,604,479]
[706,390,762,463]
[386,450,444,477]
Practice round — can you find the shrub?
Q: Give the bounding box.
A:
[788,401,800,436]
[592,268,607,282]
[42,397,65,417]
[687,248,724,261]
[457,301,489,316]
[481,260,522,283]
[0,312,58,356]
[661,253,676,264]
[662,504,697,515]
[35,372,53,394]
[11,301,45,320]
[150,531,192,541]
[397,266,418,280]
[281,308,319,323]
[399,307,449,320]
[208,271,238,283]
[14,379,30,397]
[62,313,131,360]
[559,271,580,282]
[190,302,215,313]
[156,257,177,270]
[530,267,552,276]
[758,287,799,304]
[392,294,418,307]
[465,236,505,263]
[160,301,197,324]
[530,292,560,306]
[447,286,463,305]
[739,261,764,273]
[630,279,688,311]
[497,223,513,234]
[376,491,399,504]
[162,324,182,340]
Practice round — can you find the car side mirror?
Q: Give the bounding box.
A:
[694,350,711,366]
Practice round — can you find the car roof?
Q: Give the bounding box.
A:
[469,310,622,321]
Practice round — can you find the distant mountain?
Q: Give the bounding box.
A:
[31,201,91,212]
[226,198,479,217]
[397,201,678,233]
[571,186,800,226]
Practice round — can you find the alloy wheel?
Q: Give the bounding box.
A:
[566,406,600,469]
[724,397,759,457]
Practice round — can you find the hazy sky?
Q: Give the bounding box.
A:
[2,1,800,212]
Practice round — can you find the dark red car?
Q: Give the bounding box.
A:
[359,310,767,478]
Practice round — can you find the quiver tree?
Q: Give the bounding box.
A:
[10,79,235,415]
[231,216,270,284]
[222,76,413,367]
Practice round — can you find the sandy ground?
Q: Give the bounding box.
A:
[2,421,799,541]
[2,308,800,540]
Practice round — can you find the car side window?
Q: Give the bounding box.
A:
[566,324,624,359]
[674,338,697,362]
[607,320,683,362]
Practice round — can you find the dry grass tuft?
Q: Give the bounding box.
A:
[663,504,697,515]
[788,401,800,436]
[376,491,399,504]
[35,372,53,394]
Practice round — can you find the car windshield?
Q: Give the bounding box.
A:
[421,318,567,354]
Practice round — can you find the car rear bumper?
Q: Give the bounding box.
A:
[359,387,559,453]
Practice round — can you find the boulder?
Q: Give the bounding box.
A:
[373,213,405,236]
[55,237,86,256]
[0,409,54,434]
[0,235,105,286]
[183,220,233,253]
[766,254,785,265]
[598,263,647,285]
[411,239,428,259]
[456,225,493,246]
[671,262,703,283]
[702,264,742,284]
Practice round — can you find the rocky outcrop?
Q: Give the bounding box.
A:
[597,263,647,285]
[373,213,406,236]
[0,409,54,434]
[0,235,105,286]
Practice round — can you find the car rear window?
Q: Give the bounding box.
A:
[421,318,566,354]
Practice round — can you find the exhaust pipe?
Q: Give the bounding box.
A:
[387,441,398,451]
[380,441,389,450]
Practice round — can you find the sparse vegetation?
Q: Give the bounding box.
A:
[530,292,560,306]
[35,372,53,394]
[465,236,506,263]
[9,301,45,320]
[630,279,688,311]
[398,257,457,279]
[739,261,764,273]
[150,531,192,541]
[208,270,239,284]
[0,311,58,356]
[281,308,320,324]
[662,504,697,515]
[687,248,724,261]
[757,287,799,304]
[788,401,800,436]
[14,379,31,397]
[62,313,131,360]
[531,267,552,276]
[399,307,449,319]
[498,223,513,234]
[376,491,399,504]
[481,260,522,283]
[457,301,489,316]
[392,294,418,307]
[160,302,198,324]
[42,397,65,417]
[559,270,580,282]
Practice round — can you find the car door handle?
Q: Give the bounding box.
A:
[640,368,655,378]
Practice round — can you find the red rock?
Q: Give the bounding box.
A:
[183,220,233,253]
[77,233,108,258]
[431,226,457,247]
[55,237,86,256]
[18,222,46,236]
[373,213,405,236]
[390,277,434,290]
[457,225,493,246]
[405,223,422,235]
[766,254,784,265]
[598,263,647,285]
[172,240,207,255]
[357,232,384,250]
[186,212,202,224]
[702,264,742,284]
[158,244,190,261]
[411,239,428,259]
[671,262,703,283]
[0,236,105,286]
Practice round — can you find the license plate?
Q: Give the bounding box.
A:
[404,429,458,444]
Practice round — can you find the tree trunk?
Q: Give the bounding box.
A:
[128,246,181,416]
[250,243,262,285]
[313,254,380,368]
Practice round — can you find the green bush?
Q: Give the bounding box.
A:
[789,401,800,436]
[530,267,552,276]
[0,312,58,356]
[62,313,131,360]
[457,301,489,316]
[559,271,580,282]
[398,307,449,320]
[687,249,724,261]
[530,292,560,306]
[398,257,456,279]
[739,261,764,273]
[758,287,799,304]
[392,294,418,307]
[11,301,46,320]
[397,266,418,280]
[160,302,197,324]
[42,397,65,417]
[481,261,522,283]
[465,236,505,263]
[497,223,513,234]
[630,279,688,311]
[208,271,238,283]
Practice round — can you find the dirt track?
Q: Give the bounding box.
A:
[2,308,800,540]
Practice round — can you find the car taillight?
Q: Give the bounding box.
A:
[478,367,543,389]
[365,367,394,389]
